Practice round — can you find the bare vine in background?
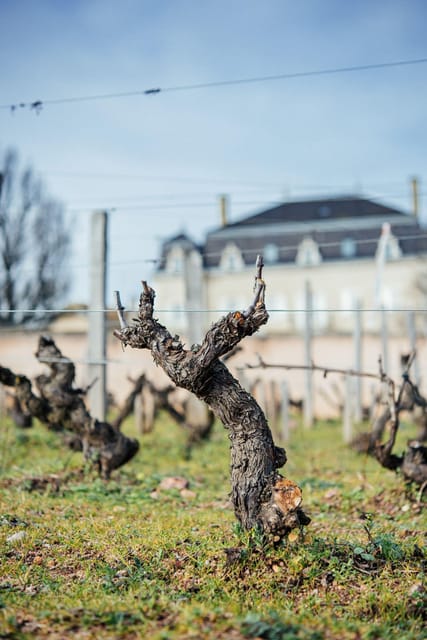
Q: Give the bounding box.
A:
[239,353,427,488]
[0,335,139,478]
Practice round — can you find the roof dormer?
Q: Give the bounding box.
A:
[219,242,244,272]
[296,237,322,267]
[375,223,402,262]
[165,245,185,274]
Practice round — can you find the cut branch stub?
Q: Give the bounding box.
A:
[114,256,309,538]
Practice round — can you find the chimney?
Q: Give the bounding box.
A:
[411,176,419,219]
[219,194,229,227]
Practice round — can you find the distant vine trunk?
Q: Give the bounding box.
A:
[373,371,427,486]
[114,257,309,538]
[0,335,139,478]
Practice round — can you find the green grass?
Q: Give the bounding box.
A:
[0,412,425,639]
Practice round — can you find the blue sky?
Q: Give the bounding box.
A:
[1,0,427,304]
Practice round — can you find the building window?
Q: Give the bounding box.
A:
[264,243,279,264]
[220,243,244,272]
[340,237,357,259]
[318,205,331,218]
[384,235,401,261]
[296,237,322,267]
[166,246,184,274]
[375,223,402,262]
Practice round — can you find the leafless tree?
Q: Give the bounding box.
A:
[0,148,70,325]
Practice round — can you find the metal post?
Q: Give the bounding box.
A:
[280,380,290,442]
[184,248,204,345]
[381,306,389,374]
[219,194,229,227]
[343,375,353,443]
[407,310,421,386]
[183,247,208,425]
[269,379,278,430]
[411,176,419,219]
[87,211,108,421]
[303,281,314,428]
[353,300,363,422]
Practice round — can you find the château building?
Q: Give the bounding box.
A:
[154,196,427,339]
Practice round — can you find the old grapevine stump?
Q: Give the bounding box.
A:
[372,370,427,486]
[114,257,310,538]
[0,335,139,478]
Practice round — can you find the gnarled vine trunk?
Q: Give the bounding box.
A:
[373,374,427,486]
[114,258,309,538]
[0,335,139,478]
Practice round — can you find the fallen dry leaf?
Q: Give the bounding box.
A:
[158,476,189,491]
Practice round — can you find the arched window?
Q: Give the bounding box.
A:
[384,235,401,261]
[220,243,244,272]
[264,243,279,264]
[375,223,402,262]
[165,246,185,274]
[296,237,322,267]
[340,237,357,259]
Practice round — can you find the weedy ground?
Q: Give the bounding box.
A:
[0,411,425,640]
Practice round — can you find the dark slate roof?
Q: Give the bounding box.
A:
[203,197,427,267]
[204,225,427,268]
[162,232,197,248]
[158,197,427,270]
[221,196,406,228]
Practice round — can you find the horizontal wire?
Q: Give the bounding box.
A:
[65,192,427,214]
[2,57,427,112]
[123,232,427,266]
[0,307,426,315]
[36,357,120,365]
[8,227,425,275]
[5,188,414,215]
[42,170,288,188]
[66,199,278,213]
[67,229,427,270]
[64,189,426,207]
[159,57,427,92]
[38,171,417,189]
[41,170,419,199]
